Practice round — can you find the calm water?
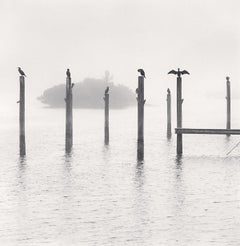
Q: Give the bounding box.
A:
[0,99,240,245]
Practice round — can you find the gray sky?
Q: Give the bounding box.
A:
[0,0,239,106]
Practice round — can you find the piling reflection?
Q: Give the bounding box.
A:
[175,155,183,179]
[62,152,74,201]
[17,156,27,190]
[63,152,73,175]
[171,155,185,241]
[133,160,148,243]
[18,155,27,167]
[136,160,145,189]
[102,144,110,153]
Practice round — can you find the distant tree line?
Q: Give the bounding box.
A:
[38,77,136,109]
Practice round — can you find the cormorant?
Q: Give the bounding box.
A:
[105,86,109,94]
[66,69,71,78]
[18,67,26,77]
[168,68,189,77]
[137,69,146,78]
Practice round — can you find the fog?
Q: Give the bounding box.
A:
[0,0,239,110]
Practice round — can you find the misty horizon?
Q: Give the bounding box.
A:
[0,0,239,107]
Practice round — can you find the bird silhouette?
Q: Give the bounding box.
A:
[168,68,189,77]
[138,69,146,78]
[66,69,71,79]
[167,88,171,94]
[105,86,109,94]
[18,67,26,77]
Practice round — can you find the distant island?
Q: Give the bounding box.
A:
[38,76,136,109]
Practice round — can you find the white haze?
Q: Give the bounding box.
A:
[0,0,239,112]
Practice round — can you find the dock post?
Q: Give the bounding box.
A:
[65,74,73,152]
[226,76,231,135]
[19,76,26,156]
[168,68,189,155]
[176,75,183,154]
[167,88,172,138]
[137,76,145,160]
[104,87,109,145]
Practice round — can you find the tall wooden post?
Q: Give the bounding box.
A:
[137,76,145,160]
[65,76,73,152]
[167,88,172,138]
[226,76,231,134]
[176,75,183,154]
[104,89,109,145]
[168,68,189,155]
[19,76,26,156]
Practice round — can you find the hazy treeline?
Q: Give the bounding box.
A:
[38,77,136,109]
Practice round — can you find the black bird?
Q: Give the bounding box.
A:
[168,68,189,77]
[66,69,71,78]
[138,69,146,78]
[167,88,171,94]
[18,67,26,77]
[105,86,109,94]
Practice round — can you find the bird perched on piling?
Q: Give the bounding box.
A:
[66,69,71,79]
[138,69,146,78]
[168,68,189,77]
[18,67,26,77]
[167,88,171,95]
[105,86,109,94]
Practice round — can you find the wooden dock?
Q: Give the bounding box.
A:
[175,128,240,135]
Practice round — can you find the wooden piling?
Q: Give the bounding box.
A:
[19,76,26,156]
[226,76,231,134]
[65,76,73,152]
[137,76,145,160]
[167,88,172,138]
[104,89,109,145]
[177,76,183,155]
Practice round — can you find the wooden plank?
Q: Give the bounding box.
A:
[175,128,240,135]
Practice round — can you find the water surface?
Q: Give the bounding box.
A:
[0,101,240,245]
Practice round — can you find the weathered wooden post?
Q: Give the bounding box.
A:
[137,72,145,160]
[19,75,26,156]
[167,88,172,138]
[226,76,231,135]
[65,69,73,152]
[176,74,183,154]
[104,86,109,145]
[168,68,189,155]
